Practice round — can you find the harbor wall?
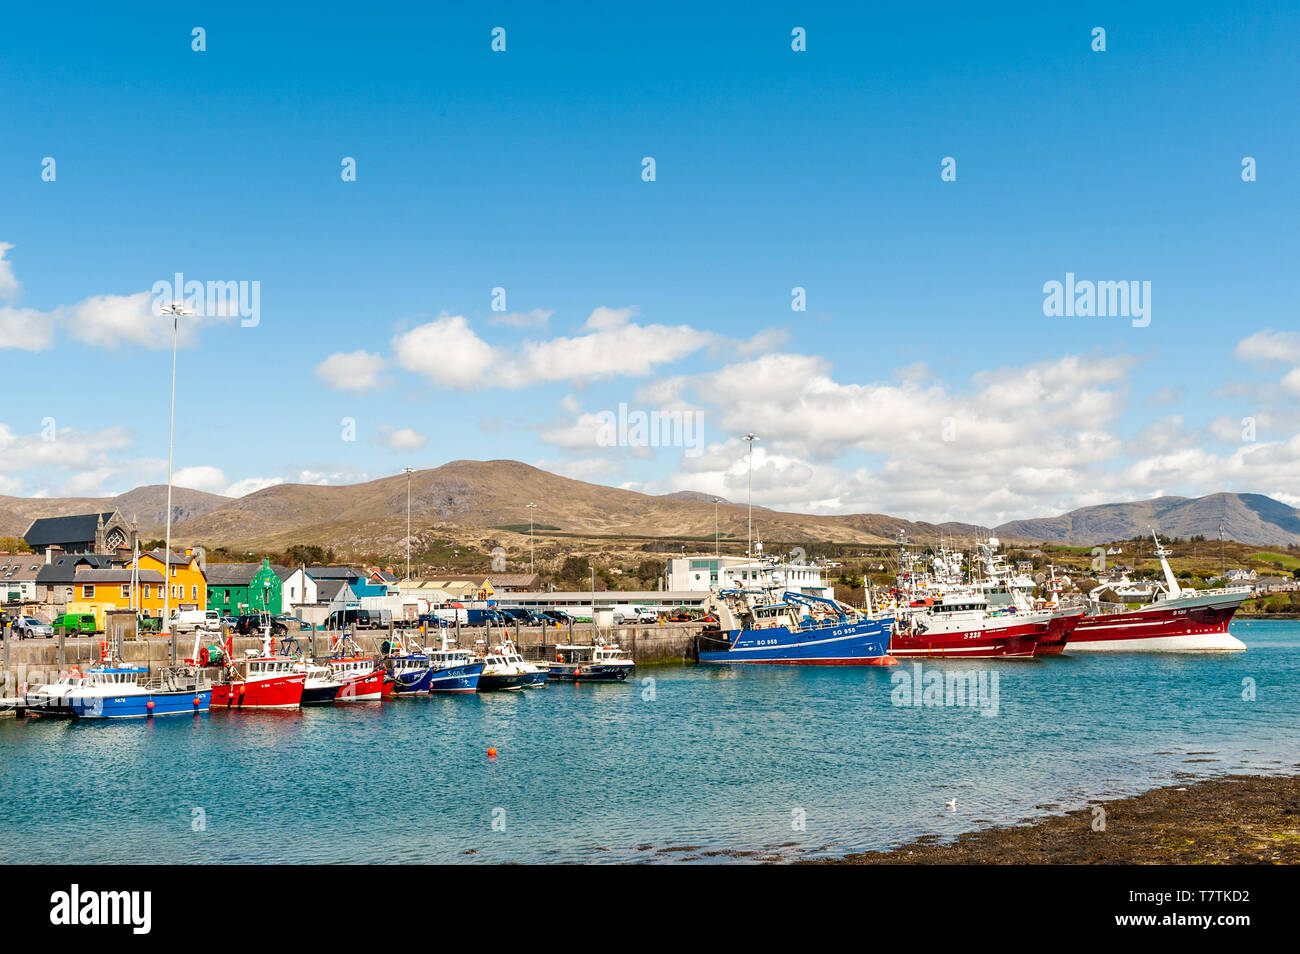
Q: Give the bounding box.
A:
[0,622,699,693]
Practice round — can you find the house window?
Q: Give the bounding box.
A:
[142,584,151,599]
[82,585,94,599]
[191,585,198,600]
[121,584,130,598]
[65,587,73,601]
[170,564,177,577]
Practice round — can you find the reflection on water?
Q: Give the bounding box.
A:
[1,620,1297,864]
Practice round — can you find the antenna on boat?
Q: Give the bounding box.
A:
[1149,527,1181,599]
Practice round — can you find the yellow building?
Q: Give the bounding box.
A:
[137,548,208,614]
[65,566,167,624]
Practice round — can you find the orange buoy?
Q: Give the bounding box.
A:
[146,700,155,711]
[193,696,201,706]
[487,747,498,759]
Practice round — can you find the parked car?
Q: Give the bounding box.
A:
[11,615,53,638]
[234,614,288,636]
[540,610,572,625]
[52,613,98,635]
[169,609,221,633]
[323,608,370,630]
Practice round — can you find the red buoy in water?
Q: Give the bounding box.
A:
[487,747,498,759]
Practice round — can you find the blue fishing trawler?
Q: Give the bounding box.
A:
[696,590,896,666]
[66,664,212,719]
[422,633,485,693]
[381,635,435,694]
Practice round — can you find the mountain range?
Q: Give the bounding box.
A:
[1,461,1298,552]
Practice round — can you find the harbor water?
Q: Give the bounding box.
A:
[1,619,1297,864]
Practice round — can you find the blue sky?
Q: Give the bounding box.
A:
[1,2,1298,524]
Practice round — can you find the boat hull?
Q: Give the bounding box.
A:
[300,683,342,705]
[547,662,633,682]
[212,674,305,709]
[1071,593,1247,651]
[428,662,484,693]
[334,670,389,702]
[889,618,1047,658]
[70,689,211,719]
[1035,610,1084,656]
[698,617,895,665]
[478,671,527,691]
[391,667,435,694]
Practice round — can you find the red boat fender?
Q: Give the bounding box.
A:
[867,655,899,667]
[193,696,201,706]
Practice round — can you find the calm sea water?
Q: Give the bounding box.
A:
[2,619,1298,864]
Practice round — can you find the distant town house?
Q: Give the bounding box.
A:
[137,548,207,612]
[277,566,319,613]
[206,559,284,616]
[0,554,43,604]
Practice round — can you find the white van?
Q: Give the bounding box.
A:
[170,609,220,633]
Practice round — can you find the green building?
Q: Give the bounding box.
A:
[206,559,284,616]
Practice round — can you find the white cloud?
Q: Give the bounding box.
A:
[489,308,553,328]
[224,476,284,497]
[391,314,497,389]
[172,465,229,494]
[375,425,428,451]
[0,243,22,302]
[314,350,388,393]
[0,242,231,351]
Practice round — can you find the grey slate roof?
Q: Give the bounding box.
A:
[308,566,361,581]
[0,556,44,581]
[23,512,116,547]
[74,568,164,583]
[205,563,260,586]
[36,554,120,584]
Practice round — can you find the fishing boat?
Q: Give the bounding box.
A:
[381,635,435,695]
[209,631,306,709]
[426,634,485,693]
[696,589,896,665]
[891,589,1054,658]
[476,650,528,691]
[326,635,391,701]
[494,639,548,688]
[294,661,345,705]
[65,664,211,719]
[23,668,87,717]
[1069,531,1250,651]
[546,640,635,682]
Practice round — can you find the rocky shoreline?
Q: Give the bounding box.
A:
[805,773,1300,864]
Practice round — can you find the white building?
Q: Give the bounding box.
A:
[277,566,319,613]
[667,556,832,598]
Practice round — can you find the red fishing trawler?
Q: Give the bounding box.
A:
[1070,531,1250,652]
[891,590,1053,658]
[209,642,306,709]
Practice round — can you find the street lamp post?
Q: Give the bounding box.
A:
[159,301,193,636]
[743,433,758,562]
[527,502,537,575]
[713,498,721,557]
[404,467,414,584]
